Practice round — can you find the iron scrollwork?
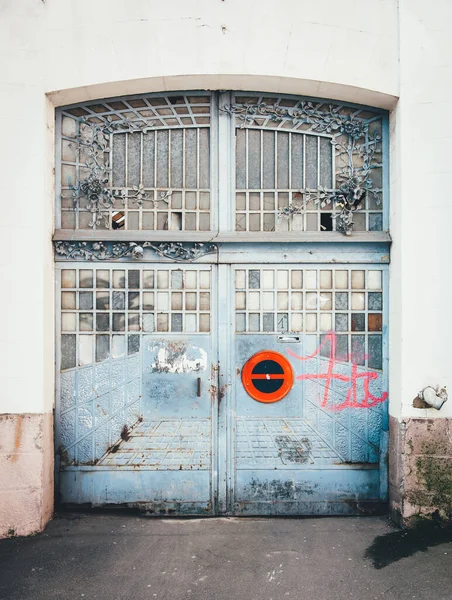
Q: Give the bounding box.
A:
[54,241,218,262]
[223,101,383,235]
[68,117,171,229]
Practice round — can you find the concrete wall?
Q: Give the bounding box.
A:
[0,0,451,534]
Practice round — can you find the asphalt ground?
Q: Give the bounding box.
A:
[0,511,451,600]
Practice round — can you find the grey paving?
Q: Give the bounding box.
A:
[0,512,451,600]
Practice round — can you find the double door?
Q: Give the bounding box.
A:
[57,258,388,515]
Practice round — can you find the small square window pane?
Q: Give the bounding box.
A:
[171,313,183,332]
[128,335,140,355]
[143,271,154,288]
[128,292,140,310]
[335,270,348,289]
[186,292,197,310]
[368,336,383,370]
[263,313,274,332]
[200,271,210,289]
[277,270,289,289]
[61,270,76,288]
[249,292,260,310]
[236,193,246,210]
[306,213,318,231]
[142,292,154,310]
[351,313,365,331]
[306,292,317,309]
[249,270,260,289]
[263,270,274,290]
[320,270,332,289]
[319,313,332,332]
[263,292,274,310]
[171,270,183,289]
[80,313,93,331]
[113,270,125,289]
[172,292,183,310]
[335,313,348,332]
[61,334,76,370]
[249,193,260,210]
[80,292,93,310]
[185,212,196,230]
[263,193,275,210]
[61,292,76,310]
[368,313,383,332]
[291,270,302,289]
[111,291,125,310]
[291,292,302,310]
[113,313,125,332]
[351,292,365,310]
[96,335,110,362]
[112,335,126,358]
[157,314,169,332]
[157,292,169,310]
[79,335,93,366]
[185,192,197,209]
[368,292,383,311]
[199,192,210,210]
[128,313,140,331]
[96,270,110,288]
[185,314,197,332]
[368,271,382,290]
[305,314,317,332]
[351,270,365,289]
[200,292,210,311]
[185,271,197,289]
[320,293,332,310]
[305,270,317,289]
[235,270,246,289]
[199,314,210,332]
[335,292,348,310]
[96,292,109,310]
[236,213,246,231]
[351,335,366,366]
[142,314,155,333]
[157,271,169,289]
[263,214,275,231]
[249,313,260,332]
[249,213,260,231]
[369,213,383,231]
[96,314,110,332]
[291,313,303,332]
[79,270,93,288]
[236,313,246,332]
[61,313,76,331]
[142,212,154,230]
[277,292,288,310]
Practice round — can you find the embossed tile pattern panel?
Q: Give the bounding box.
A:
[236,418,341,468]
[98,419,211,469]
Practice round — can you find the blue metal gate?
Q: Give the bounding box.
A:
[54,92,389,515]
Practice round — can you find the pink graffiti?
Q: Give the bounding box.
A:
[287,332,388,412]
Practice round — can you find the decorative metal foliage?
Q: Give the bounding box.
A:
[224,101,383,235]
[69,118,166,228]
[54,241,217,262]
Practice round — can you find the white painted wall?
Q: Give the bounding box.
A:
[390,0,452,419]
[1,0,450,419]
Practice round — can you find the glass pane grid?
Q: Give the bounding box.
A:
[234,94,383,233]
[235,266,383,370]
[59,94,211,231]
[60,266,211,369]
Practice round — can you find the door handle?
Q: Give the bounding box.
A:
[197,377,201,398]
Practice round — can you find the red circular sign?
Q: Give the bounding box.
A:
[241,351,294,403]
